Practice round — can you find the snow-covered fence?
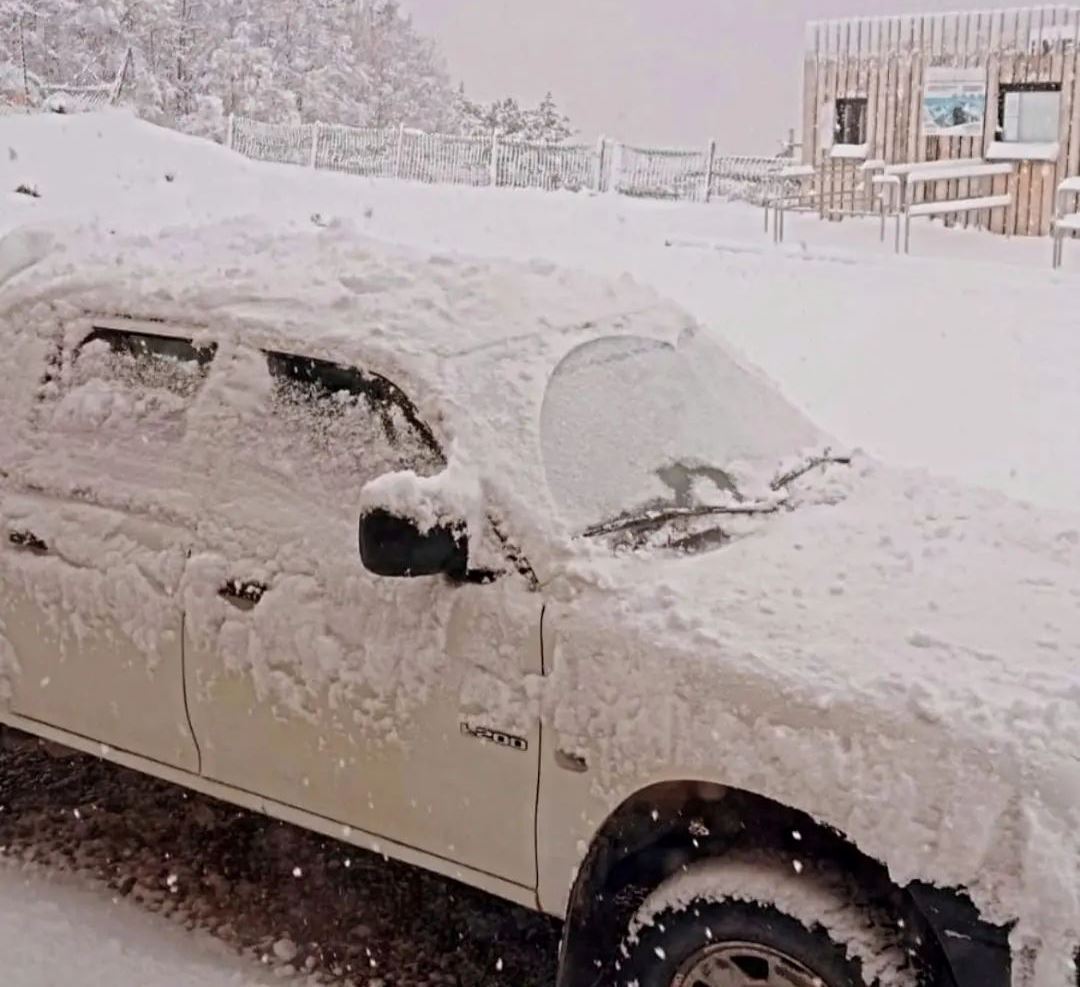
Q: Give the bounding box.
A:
[30,48,134,115]
[609,144,785,204]
[710,155,790,204]
[40,85,114,112]
[496,139,598,192]
[233,118,317,169]
[399,129,492,186]
[317,124,397,178]
[228,115,786,204]
[614,144,712,201]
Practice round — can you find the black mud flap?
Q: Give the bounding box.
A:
[907,882,1012,987]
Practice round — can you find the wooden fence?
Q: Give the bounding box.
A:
[229,116,786,204]
[803,5,1080,235]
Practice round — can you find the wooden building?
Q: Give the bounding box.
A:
[802,5,1080,235]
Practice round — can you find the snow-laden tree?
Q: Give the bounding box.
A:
[353,0,455,131]
[0,0,573,141]
[454,88,574,143]
[0,0,458,135]
[529,92,573,143]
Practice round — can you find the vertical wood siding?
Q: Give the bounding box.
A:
[803,5,1080,235]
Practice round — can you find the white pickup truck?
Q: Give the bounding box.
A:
[0,221,1075,987]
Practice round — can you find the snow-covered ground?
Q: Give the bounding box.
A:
[0,860,277,987]
[3,110,1077,516]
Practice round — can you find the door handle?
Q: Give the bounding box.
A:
[555,749,588,774]
[8,530,48,554]
[218,579,267,609]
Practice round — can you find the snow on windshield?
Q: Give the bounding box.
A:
[539,328,824,532]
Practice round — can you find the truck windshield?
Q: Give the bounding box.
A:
[539,328,829,539]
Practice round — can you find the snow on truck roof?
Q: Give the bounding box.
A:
[0,217,685,361]
[0,218,709,551]
[0,218,698,444]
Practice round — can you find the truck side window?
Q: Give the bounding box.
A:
[264,352,446,487]
[50,327,215,443]
[73,328,215,396]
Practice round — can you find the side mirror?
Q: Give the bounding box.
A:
[359,509,469,579]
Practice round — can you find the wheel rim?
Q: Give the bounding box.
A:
[671,940,826,987]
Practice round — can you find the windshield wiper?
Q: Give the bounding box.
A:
[583,453,852,541]
[582,500,780,539]
[770,452,852,492]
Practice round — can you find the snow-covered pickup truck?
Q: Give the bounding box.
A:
[0,221,1076,987]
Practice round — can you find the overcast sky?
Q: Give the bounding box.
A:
[403,0,1019,152]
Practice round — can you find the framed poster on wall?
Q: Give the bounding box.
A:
[922,67,988,137]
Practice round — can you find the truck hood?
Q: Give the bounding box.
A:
[637,459,1080,767]
[547,458,1080,951]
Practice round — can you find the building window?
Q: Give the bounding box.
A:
[834,98,868,145]
[998,83,1061,143]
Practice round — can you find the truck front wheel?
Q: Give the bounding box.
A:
[615,855,919,987]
